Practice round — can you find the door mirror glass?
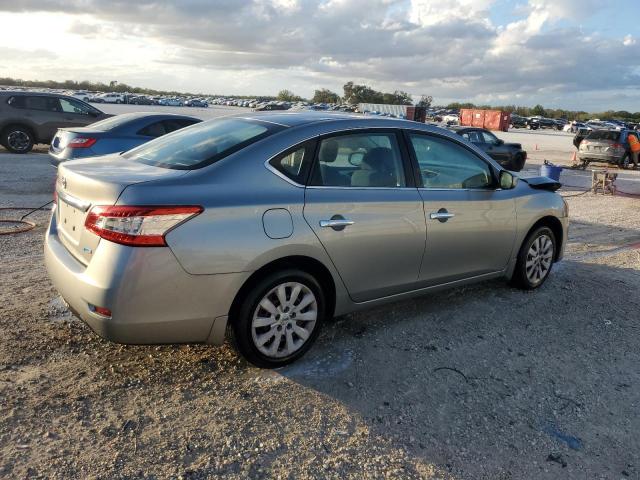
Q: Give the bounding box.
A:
[499,170,518,189]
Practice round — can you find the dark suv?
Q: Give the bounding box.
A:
[0,92,110,153]
[450,126,527,171]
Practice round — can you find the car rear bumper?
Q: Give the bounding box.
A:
[44,212,249,345]
[577,152,623,164]
[49,147,96,166]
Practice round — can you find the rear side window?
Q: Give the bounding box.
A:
[269,142,315,184]
[124,118,280,170]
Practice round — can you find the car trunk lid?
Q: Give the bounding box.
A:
[55,154,188,264]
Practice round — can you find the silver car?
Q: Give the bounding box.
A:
[45,112,568,368]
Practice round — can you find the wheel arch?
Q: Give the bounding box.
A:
[229,255,337,326]
[524,215,564,261]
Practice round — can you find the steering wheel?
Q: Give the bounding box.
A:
[421,168,439,179]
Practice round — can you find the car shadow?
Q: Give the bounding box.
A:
[269,259,640,478]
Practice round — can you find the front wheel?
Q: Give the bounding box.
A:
[511,226,556,290]
[231,270,326,368]
[511,153,526,172]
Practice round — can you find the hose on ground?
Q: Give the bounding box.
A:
[0,200,53,235]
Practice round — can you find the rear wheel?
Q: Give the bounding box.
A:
[2,126,34,153]
[621,154,630,170]
[511,226,556,290]
[231,269,326,368]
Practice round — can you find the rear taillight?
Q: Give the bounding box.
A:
[67,137,97,148]
[84,205,203,246]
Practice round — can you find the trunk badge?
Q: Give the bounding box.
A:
[61,176,67,189]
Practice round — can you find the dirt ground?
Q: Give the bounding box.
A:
[1,152,640,479]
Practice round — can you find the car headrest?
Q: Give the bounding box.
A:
[361,147,394,171]
[319,140,339,163]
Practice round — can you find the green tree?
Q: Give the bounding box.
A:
[276,89,302,102]
[531,104,546,116]
[417,95,433,108]
[382,90,413,105]
[342,82,384,104]
[312,88,340,104]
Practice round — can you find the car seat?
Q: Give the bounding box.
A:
[350,147,397,187]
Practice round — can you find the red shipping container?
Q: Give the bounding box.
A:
[460,109,511,132]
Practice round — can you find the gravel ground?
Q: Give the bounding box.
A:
[1,151,640,479]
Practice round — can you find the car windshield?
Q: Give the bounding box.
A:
[123,117,279,170]
[587,130,620,141]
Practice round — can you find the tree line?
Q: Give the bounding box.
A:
[2,77,637,121]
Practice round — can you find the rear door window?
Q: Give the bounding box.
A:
[162,119,200,133]
[8,95,60,112]
[309,132,407,188]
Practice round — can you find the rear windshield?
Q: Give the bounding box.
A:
[586,130,621,141]
[123,117,281,169]
[88,114,137,131]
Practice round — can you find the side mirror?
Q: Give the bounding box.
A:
[88,110,100,117]
[499,170,518,189]
[495,138,504,146]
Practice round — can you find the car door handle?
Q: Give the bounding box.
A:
[430,211,455,222]
[320,219,354,228]
[320,217,354,231]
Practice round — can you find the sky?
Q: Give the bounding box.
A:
[0,0,638,111]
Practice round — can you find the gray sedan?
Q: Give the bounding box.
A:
[45,113,568,367]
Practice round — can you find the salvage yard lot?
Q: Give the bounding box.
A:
[1,145,640,478]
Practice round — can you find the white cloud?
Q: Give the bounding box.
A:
[0,0,638,110]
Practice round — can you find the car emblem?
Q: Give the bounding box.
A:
[61,176,67,189]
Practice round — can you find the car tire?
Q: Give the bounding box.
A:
[2,125,34,154]
[116,100,122,104]
[511,226,556,290]
[231,269,326,368]
[621,154,630,170]
[511,153,526,172]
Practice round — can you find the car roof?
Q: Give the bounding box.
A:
[447,126,485,133]
[0,91,75,99]
[111,112,201,121]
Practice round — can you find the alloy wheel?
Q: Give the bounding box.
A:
[7,130,31,152]
[251,282,318,359]
[525,234,554,286]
